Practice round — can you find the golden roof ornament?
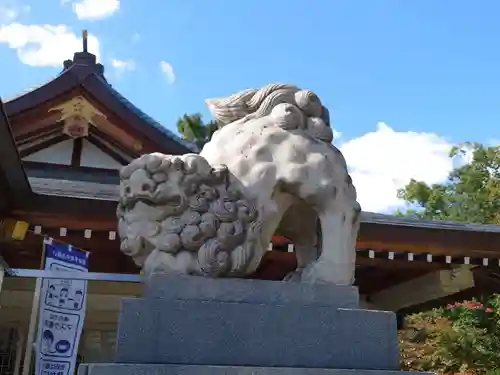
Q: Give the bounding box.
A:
[49,95,106,139]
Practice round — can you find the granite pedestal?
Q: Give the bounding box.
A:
[78,275,430,375]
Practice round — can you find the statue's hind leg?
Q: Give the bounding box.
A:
[300,192,361,285]
[276,201,320,281]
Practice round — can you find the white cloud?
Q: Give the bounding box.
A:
[0,24,100,67]
[111,58,136,74]
[339,122,457,213]
[66,0,120,20]
[160,60,175,84]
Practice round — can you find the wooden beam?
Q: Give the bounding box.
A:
[359,223,500,257]
[19,134,68,158]
[11,112,64,139]
[398,268,500,315]
[88,134,129,165]
[10,211,117,230]
[12,210,500,263]
[368,266,475,311]
[89,126,139,159]
[71,137,83,166]
[15,123,61,145]
[13,195,118,220]
[23,161,119,184]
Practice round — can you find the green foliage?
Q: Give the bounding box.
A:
[398,143,500,373]
[176,113,218,149]
[397,143,500,224]
[435,297,500,373]
[399,310,452,372]
[400,295,500,374]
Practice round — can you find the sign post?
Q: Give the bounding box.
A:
[34,241,89,375]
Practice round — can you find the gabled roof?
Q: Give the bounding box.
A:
[4,50,198,155]
[0,99,120,216]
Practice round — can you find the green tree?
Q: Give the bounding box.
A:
[397,142,500,224]
[176,113,218,149]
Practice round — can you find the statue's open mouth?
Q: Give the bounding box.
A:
[122,194,185,211]
[121,195,156,209]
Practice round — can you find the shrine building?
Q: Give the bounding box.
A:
[0,33,499,374]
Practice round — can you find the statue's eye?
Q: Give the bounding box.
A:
[142,183,151,191]
[125,186,131,194]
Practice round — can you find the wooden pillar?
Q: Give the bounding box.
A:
[0,261,4,296]
[21,239,48,375]
[21,277,42,375]
[13,327,25,375]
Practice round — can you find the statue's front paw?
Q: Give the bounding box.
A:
[299,260,354,285]
[143,249,197,277]
[283,268,304,282]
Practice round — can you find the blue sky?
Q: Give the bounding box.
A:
[0,0,498,212]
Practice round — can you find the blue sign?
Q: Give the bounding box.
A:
[35,241,89,375]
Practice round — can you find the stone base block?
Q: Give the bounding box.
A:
[144,274,360,308]
[109,276,401,371]
[79,364,431,375]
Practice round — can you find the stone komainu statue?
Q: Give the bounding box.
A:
[117,84,361,285]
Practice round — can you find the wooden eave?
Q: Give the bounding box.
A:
[10,201,500,258]
[0,99,31,210]
[358,212,500,258]
[5,69,81,116]
[273,212,500,258]
[4,52,196,155]
[1,226,443,294]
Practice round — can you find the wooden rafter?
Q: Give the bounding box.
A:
[71,137,83,166]
[15,123,61,145]
[87,133,131,165]
[19,134,68,158]
[23,161,119,184]
[90,126,139,158]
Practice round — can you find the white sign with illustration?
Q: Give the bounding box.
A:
[35,240,90,375]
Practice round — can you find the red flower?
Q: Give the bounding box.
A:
[455,301,484,310]
[485,307,494,313]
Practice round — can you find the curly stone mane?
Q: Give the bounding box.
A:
[117,153,261,277]
[206,83,334,143]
